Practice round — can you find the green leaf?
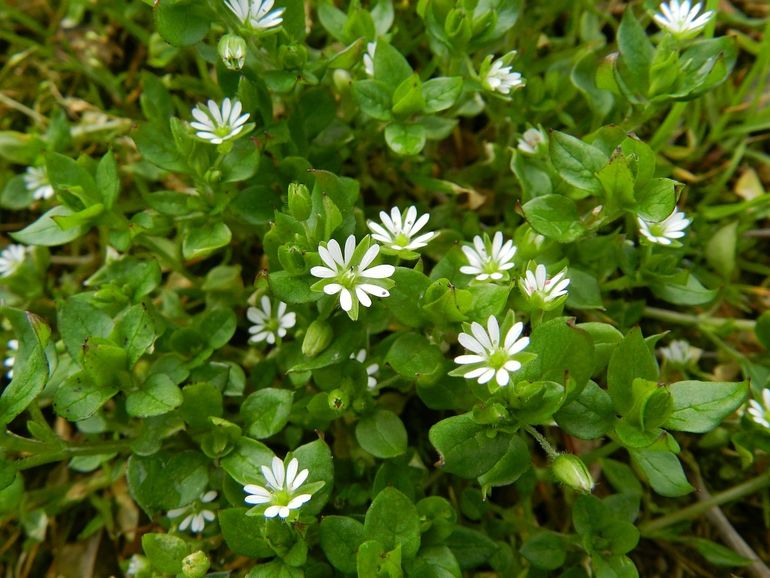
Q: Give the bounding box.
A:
[564,268,603,310]
[386,332,445,385]
[221,138,260,182]
[664,380,748,433]
[373,40,413,87]
[127,450,209,514]
[422,77,463,113]
[352,80,393,121]
[650,273,718,306]
[291,439,334,515]
[182,221,232,260]
[95,151,119,209]
[58,295,114,360]
[181,382,223,430]
[320,516,365,574]
[522,195,586,243]
[10,205,88,246]
[409,545,462,578]
[0,308,51,426]
[429,414,511,478]
[387,267,431,327]
[597,153,636,208]
[549,131,606,193]
[555,381,614,439]
[111,304,157,366]
[126,374,183,417]
[364,487,421,559]
[616,9,653,97]
[0,131,43,164]
[221,438,274,485]
[635,178,676,222]
[477,434,530,488]
[607,328,658,415]
[687,538,752,568]
[141,533,190,574]
[241,388,294,439]
[445,527,498,570]
[706,221,738,279]
[392,74,425,116]
[385,122,427,156]
[629,446,694,497]
[53,372,117,421]
[219,508,273,558]
[355,409,408,458]
[154,0,210,47]
[269,271,319,304]
[466,284,510,320]
[520,532,567,570]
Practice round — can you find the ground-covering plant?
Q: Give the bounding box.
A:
[1,0,770,576]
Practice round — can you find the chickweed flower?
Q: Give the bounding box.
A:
[482,56,525,95]
[351,349,379,389]
[367,206,437,256]
[653,0,714,39]
[0,244,27,278]
[225,0,284,31]
[244,456,312,519]
[659,339,701,369]
[23,166,55,200]
[519,264,570,309]
[247,296,296,345]
[748,389,770,430]
[4,339,18,380]
[638,209,690,246]
[517,128,546,155]
[363,41,376,76]
[190,98,250,144]
[310,235,395,320]
[167,491,218,533]
[453,314,530,388]
[460,232,517,282]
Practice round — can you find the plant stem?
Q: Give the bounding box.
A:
[639,469,770,535]
[643,306,756,332]
[524,425,559,460]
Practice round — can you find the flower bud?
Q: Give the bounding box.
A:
[332,69,352,92]
[181,551,210,578]
[444,9,472,47]
[278,244,307,275]
[551,454,594,493]
[218,34,247,71]
[327,388,349,411]
[279,43,308,70]
[288,182,312,221]
[302,319,333,357]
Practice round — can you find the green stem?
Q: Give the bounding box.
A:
[639,470,770,535]
[649,102,686,151]
[643,306,755,332]
[580,441,620,465]
[524,425,559,460]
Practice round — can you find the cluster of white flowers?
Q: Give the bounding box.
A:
[190,98,250,144]
[363,41,376,76]
[460,232,517,281]
[653,0,714,38]
[483,57,525,95]
[4,339,18,380]
[748,390,770,430]
[225,0,284,31]
[520,264,570,306]
[244,456,312,518]
[659,339,701,369]
[638,209,690,246]
[517,128,546,155]
[167,490,218,533]
[23,166,55,200]
[367,206,437,254]
[247,296,296,345]
[0,244,27,278]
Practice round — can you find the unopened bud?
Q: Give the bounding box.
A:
[278,244,306,275]
[288,182,312,221]
[218,34,247,71]
[551,454,594,493]
[302,319,333,357]
[279,43,308,70]
[181,551,210,578]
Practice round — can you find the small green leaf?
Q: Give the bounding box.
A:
[111,304,157,366]
[141,533,190,574]
[522,195,586,243]
[392,73,425,116]
[219,508,273,558]
[241,388,294,439]
[555,381,614,439]
[53,372,117,421]
[629,446,694,497]
[422,77,463,113]
[429,414,512,478]
[126,374,183,418]
[665,380,748,433]
[11,205,88,246]
[95,150,120,209]
[154,0,210,47]
[182,221,232,261]
[373,40,413,87]
[352,80,393,121]
[385,122,427,156]
[607,328,658,415]
[549,131,607,193]
[320,516,365,574]
[355,409,408,458]
[364,487,421,559]
[386,332,445,385]
[520,532,567,570]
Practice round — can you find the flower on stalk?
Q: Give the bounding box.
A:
[460,232,517,282]
[482,55,525,96]
[247,296,296,345]
[637,209,690,246]
[367,206,437,257]
[0,244,27,278]
[190,98,250,144]
[517,128,546,155]
[658,339,701,369]
[351,349,379,389]
[653,0,714,39]
[519,264,570,310]
[167,490,218,533]
[452,314,531,388]
[310,235,395,320]
[23,166,55,200]
[225,0,284,31]
[748,389,770,430]
[4,339,18,380]
[363,41,376,76]
[244,456,313,519]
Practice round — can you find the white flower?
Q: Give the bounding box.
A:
[310,235,395,320]
[244,456,312,519]
[638,209,690,246]
[483,58,525,95]
[659,339,701,369]
[460,232,517,281]
[167,490,217,533]
[367,206,437,254]
[454,315,530,387]
[653,0,714,38]
[4,339,18,380]
[351,349,379,389]
[23,166,54,200]
[520,264,570,305]
[0,244,27,278]
[517,128,546,155]
[190,97,250,144]
[363,41,376,76]
[247,296,296,345]
[748,389,770,430]
[225,0,284,31]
